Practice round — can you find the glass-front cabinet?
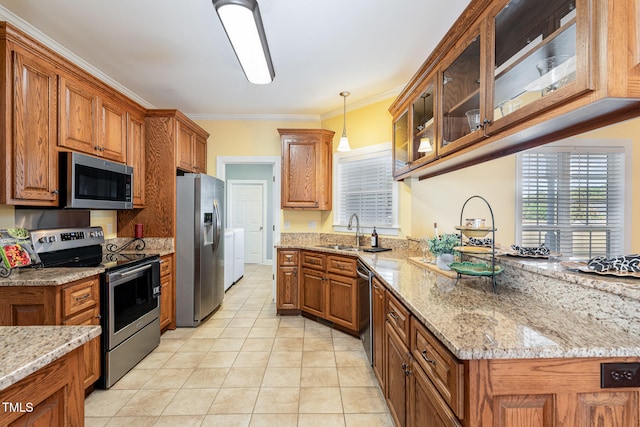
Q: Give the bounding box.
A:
[412,82,435,163]
[392,110,409,176]
[440,31,483,155]
[488,0,591,130]
[389,0,637,181]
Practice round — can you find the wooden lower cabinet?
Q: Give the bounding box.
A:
[409,359,461,427]
[325,273,358,330]
[276,249,300,313]
[276,249,362,334]
[62,306,101,389]
[372,277,386,389]
[386,321,410,427]
[0,276,101,390]
[371,279,640,427]
[300,267,325,317]
[159,254,175,332]
[0,347,84,426]
[277,266,299,311]
[467,357,640,427]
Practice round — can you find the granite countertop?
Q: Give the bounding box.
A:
[0,238,174,287]
[0,325,101,391]
[277,240,640,360]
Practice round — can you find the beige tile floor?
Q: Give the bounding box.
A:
[85,264,393,427]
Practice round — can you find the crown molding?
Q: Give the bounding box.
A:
[320,87,403,121]
[186,113,321,122]
[0,6,156,109]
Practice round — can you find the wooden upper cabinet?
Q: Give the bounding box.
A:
[279,128,334,210]
[389,0,640,180]
[59,74,127,162]
[176,121,196,171]
[3,48,59,206]
[195,134,207,173]
[59,74,98,154]
[176,119,207,173]
[127,111,146,207]
[98,97,127,162]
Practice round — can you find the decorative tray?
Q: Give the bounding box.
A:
[454,226,494,238]
[502,249,561,259]
[453,245,494,254]
[449,261,504,276]
[561,261,640,279]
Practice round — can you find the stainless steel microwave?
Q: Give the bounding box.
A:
[62,152,133,209]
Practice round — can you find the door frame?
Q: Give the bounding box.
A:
[227,179,268,265]
[216,155,281,299]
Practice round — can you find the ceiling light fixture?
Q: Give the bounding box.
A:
[337,91,351,152]
[212,0,275,84]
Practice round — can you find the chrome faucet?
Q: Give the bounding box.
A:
[347,213,361,247]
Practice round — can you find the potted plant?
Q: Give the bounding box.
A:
[427,233,459,270]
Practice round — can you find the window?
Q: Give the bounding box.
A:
[334,143,399,234]
[516,142,628,259]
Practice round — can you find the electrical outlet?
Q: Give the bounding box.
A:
[601,363,640,388]
[308,220,316,229]
[106,224,113,234]
[284,221,290,229]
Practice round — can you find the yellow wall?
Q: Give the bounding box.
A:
[195,118,323,233]
[409,117,640,252]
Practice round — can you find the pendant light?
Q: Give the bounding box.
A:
[212,0,275,84]
[337,91,351,152]
[417,93,433,153]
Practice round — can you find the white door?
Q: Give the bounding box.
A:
[228,181,266,264]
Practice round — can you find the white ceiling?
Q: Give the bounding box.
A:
[0,0,471,119]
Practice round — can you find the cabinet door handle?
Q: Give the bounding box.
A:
[75,293,91,302]
[51,189,60,195]
[388,311,399,320]
[421,350,436,366]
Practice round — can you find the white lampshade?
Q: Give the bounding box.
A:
[418,137,433,153]
[337,91,351,152]
[337,136,351,152]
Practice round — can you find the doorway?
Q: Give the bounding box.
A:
[216,156,281,267]
[227,180,267,264]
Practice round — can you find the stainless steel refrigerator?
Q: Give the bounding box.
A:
[176,173,224,327]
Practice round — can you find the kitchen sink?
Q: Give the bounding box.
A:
[316,244,360,252]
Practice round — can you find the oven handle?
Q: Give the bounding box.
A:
[116,263,152,277]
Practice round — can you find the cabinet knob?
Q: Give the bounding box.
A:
[51,189,59,195]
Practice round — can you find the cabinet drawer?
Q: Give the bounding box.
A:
[62,304,100,326]
[62,277,99,318]
[301,251,325,270]
[160,255,172,277]
[411,316,464,419]
[279,250,299,266]
[326,255,357,277]
[386,291,410,346]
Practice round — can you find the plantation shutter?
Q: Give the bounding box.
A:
[336,151,394,227]
[519,147,625,258]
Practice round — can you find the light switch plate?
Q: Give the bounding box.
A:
[308,220,316,229]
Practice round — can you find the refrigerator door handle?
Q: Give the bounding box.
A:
[213,199,221,250]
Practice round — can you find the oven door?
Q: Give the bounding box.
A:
[104,259,160,349]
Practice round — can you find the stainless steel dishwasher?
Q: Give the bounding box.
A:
[356,259,374,365]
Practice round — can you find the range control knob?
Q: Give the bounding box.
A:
[38,236,48,243]
[48,236,56,243]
